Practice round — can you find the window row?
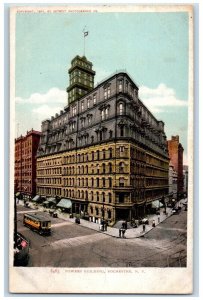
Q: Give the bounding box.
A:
[63,189,113,203]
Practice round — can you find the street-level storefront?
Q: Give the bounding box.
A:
[56,198,72,213]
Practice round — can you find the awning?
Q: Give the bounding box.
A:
[47,197,56,204]
[151,200,163,209]
[16,192,20,197]
[32,195,40,202]
[57,198,72,209]
[43,201,49,205]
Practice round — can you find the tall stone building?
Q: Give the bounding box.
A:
[167,135,184,198]
[169,162,178,200]
[15,129,41,199]
[36,55,169,224]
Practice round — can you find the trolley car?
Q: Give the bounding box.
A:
[23,213,51,235]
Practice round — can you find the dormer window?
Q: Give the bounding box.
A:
[72,105,77,116]
[104,88,107,100]
[119,103,124,115]
[81,101,84,111]
[119,80,123,92]
[107,86,111,98]
[93,94,96,105]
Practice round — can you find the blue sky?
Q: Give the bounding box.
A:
[15,10,189,163]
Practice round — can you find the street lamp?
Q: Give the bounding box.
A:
[102,203,105,231]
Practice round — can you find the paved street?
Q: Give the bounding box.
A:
[16,204,187,267]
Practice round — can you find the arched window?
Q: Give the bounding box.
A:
[96,207,99,215]
[91,151,94,160]
[102,192,105,202]
[86,178,88,187]
[108,193,112,203]
[109,163,112,173]
[78,190,80,198]
[102,163,106,174]
[97,150,100,160]
[85,190,88,200]
[91,191,94,201]
[119,162,125,173]
[91,178,94,187]
[109,177,112,188]
[119,177,125,187]
[120,125,124,137]
[90,206,93,214]
[119,102,124,115]
[81,190,84,199]
[96,192,99,201]
[108,210,111,219]
[86,165,88,174]
[96,178,100,188]
[102,178,105,187]
[97,164,100,174]
[103,149,106,159]
[109,148,113,158]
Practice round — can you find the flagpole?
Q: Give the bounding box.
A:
[83,27,88,56]
[84,34,85,56]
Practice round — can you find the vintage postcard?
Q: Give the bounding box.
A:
[9,4,193,294]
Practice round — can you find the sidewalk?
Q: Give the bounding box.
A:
[18,199,187,239]
[67,206,174,239]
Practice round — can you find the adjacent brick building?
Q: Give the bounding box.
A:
[14,129,41,199]
[167,135,184,198]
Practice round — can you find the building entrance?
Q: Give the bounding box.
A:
[116,209,130,221]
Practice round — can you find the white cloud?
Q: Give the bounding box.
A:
[32,104,63,117]
[139,83,188,113]
[16,87,67,105]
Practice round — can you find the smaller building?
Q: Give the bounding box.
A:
[169,162,178,200]
[14,129,41,199]
[167,135,184,198]
[183,165,188,197]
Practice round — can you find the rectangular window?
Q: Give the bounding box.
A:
[81,101,84,111]
[87,99,90,108]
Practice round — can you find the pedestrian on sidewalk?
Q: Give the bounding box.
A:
[152,220,155,227]
[122,228,126,238]
[143,224,145,232]
[119,227,122,238]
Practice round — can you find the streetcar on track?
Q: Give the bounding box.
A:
[23,213,51,235]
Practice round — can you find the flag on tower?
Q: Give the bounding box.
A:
[84,31,88,37]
